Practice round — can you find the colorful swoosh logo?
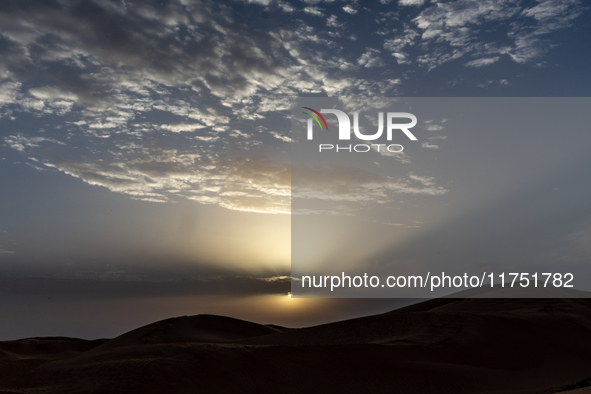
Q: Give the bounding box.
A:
[302,107,328,131]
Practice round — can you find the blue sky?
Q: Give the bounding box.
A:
[0,0,590,337]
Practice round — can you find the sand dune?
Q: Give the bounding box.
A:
[1,297,590,393]
[92,314,281,351]
[0,337,107,361]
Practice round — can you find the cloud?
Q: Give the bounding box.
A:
[465,56,500,67]
[522,0,583,23]
[1,0,576,127]
[242,0,273,5]
[421,142,439,149]
[342,5,358,14]
[357,49,386,68]
[269,132,293,142]
[383,28,419,64]
[0,81,21,110]
[293,165,448,204]
[0,0,293,113]
[0,0,408,214]
[0,0,582,216]
[408,173,437,186]
[386,0,585,69]
[257,275,293,282]
[38,152,291,213]
[161,123,208,133]
[326,15,344,28]
[371,146,411,164]
[0,275,292,298]
[4,135,66,152]
[399,0,426,6]
[303,7,324,17]
[7,144,443,215]
[277,1,295,12]
[29,86,78,101]
[423,124,442,132]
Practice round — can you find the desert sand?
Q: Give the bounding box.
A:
[1,297,591,393]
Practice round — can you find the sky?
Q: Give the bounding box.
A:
[0,0,590,339]
[290,97,591,297]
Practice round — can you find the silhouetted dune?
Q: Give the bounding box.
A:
[0,337,107,360]
[264,324,292,331]
[239,297,591,346]
[1,298,591,393]
[93,314,281,351]
[394,295,591,315]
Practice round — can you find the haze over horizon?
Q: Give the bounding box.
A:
[1,0,590,339]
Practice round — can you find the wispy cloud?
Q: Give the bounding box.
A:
[293,165,448,204]
[303,6,324,17]
[421,142,439,149]
[466,57,501,67]
[399,0,426,6]
[160,123,208,133]
[382,0,586,69]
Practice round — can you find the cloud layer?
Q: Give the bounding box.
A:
[0,0,585,213]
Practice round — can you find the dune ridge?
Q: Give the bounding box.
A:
[1,297,591,393]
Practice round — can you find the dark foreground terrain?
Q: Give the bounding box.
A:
[1,298,591,393]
